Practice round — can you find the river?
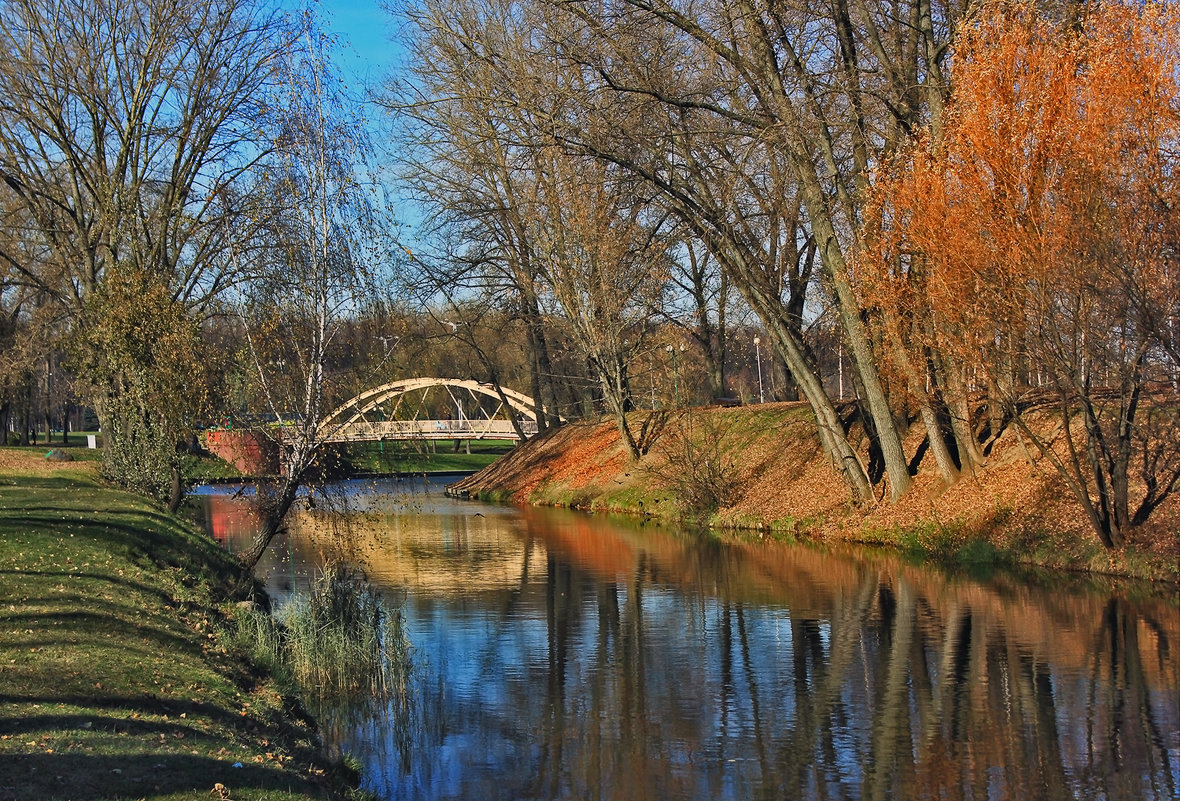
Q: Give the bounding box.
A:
[193,477,1180,801]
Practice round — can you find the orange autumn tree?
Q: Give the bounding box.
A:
[867,0,1180,548]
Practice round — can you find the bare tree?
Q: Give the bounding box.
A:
[527,150,671,460]
[389,0,996,500]
[543,0,970,499]
[661,237,730,402]
[0,0,285,309]
[515,2,878,498]
[232,5,395,590]
[385,0,567,430]
[0,0,288,498]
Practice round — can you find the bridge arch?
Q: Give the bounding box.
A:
[319,377,554,443]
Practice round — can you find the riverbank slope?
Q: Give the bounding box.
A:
[0,449,359,800]
[450,404,1179,582]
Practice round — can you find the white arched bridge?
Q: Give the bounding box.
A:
[319,377,553,444]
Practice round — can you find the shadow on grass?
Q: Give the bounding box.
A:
[2,509,237,589]
[0,474,101,491]
[2,609,205,659]
[0,569,194,611]
[0,753,310,801]
[0,693,246,731]
[2,713,216,740]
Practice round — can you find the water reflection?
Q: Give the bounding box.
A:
[196,480,1180,800]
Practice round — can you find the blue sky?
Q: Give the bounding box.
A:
[317,1,422,239]
[325,0,403,89]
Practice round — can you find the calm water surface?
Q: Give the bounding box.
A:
[195,478,1180,801]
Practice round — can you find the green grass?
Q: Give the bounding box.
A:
[469,488,515,504]
[2,441,104,463]
[0,469,361,800]
[855,518,1003,564]
[596,484,664,515]
[4,430,103,450]
[183,452,246,482]
[340,439,515,474]
[180,438,517,484]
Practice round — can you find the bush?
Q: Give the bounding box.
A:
[649,413,741,524]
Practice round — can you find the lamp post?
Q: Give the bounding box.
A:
[46,358,52,444]
[754,335,764,403]
[666,344,679,406]
[838,341,844,400]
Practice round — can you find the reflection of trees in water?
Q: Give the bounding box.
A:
[404,548,1177,801]
[1079,599,1176,799]
[209,491,1177,799]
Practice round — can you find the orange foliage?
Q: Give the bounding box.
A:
[871,0,1178,360]
[865,0,1180,546]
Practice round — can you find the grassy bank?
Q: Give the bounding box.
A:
[0,452,362,800]
[338,439,515,475]
[186,439,517,483]
[450,405,1180,584]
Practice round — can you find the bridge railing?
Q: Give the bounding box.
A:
[324,418,538,443]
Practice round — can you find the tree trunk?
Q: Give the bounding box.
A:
[695,289,723,401]
[803,176,912,500]
[524,289,560,430]
[491,380,530,441]
[879,299,958,482]
[20,384,30,446]
[985,371,1005,443]
[713,272,728,399]
[526,324,548,432]
[936,353,986,471]
[688,248,727,402]
[773,352,799,402]
[1109,350,1147,541]
[765,314,873,501]
[602,356,640,461]
[613,406,640,461]
[884,318,959,485]
[714,240,875,501]
[234,478,301,597]
[167,464,184,513]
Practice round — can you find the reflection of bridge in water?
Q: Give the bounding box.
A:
[319,377,551,444]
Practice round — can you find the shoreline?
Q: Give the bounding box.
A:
[0,456,367,800]
[449,406,1180,586]
[190,469,478,487]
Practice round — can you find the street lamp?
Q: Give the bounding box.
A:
[754,335,764,403]
[667,343,686,406]
[666,344,679,406]
[838,341,844,400]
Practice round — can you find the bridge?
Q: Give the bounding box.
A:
[318,377,553,444]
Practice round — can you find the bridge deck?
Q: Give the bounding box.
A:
[323,419,537,443]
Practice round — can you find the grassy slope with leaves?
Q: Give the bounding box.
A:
[451,404,1180,583]
[0,449,356,801]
